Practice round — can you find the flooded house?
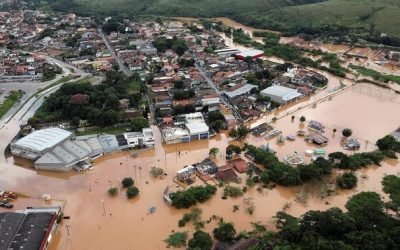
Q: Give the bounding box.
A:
[308,120,325,132]
[305,133,329,145]
[177,165,197,184]
[215,166,240,183]
[228,158,249,173]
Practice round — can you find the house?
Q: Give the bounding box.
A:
[228,158,248,173]
[215,166,240,183]
[305,134,329,145]
[223,84,258,100]
[177,165,196,184]
[138,43,157,55]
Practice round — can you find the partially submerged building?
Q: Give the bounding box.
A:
[177,165,196,184]
[10,127,153,172]
[0,206,61,250]
[162,112,209,144]
[260,85,302,104]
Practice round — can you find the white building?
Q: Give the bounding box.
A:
[123,128,155,148]
[260,85,302,104]
[162,113,209,144]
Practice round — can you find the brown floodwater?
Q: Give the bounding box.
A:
[0,82,399,249]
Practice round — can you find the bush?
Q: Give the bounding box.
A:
[213,222,236,242]
[170,185,217,209]
[223,185,243,198]
[126,186,139,199]
[150,167,164,178]
[188,230,213,250]
[108,187,118,197]
[337,172,358,189]
[165,231,187,248]
[122,177,134,188]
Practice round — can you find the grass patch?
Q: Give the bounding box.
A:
[350,64,400,84]
[127,80,142,94]
[75,125,131,136]
[0,91,23,119]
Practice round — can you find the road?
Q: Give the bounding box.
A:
[98,28,131,76]
[98,29,158,124]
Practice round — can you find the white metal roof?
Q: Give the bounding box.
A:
[261,85,300,98]
[237,49,264,58]
[185,122,209,135]
[13,128,72,152]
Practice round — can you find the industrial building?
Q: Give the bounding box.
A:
[0,206,61,250]
[236,49,264,60]
[260,85,302,104]
[10,127,154,172]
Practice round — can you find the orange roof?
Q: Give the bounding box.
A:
[229,159,248,173]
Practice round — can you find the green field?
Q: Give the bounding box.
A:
[0,92,23,119]
[350,64,400,85]
[48,0,400,38]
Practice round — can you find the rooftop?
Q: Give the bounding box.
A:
[12,128,72,152]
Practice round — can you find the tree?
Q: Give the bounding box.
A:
[165,232,187,248]
[333,128,337,134]
[188,230,213,250]
[223,185,243,198]
[226,145,242,156]
[229,125,250,141]
[209,147,219,157]
[150,167,164,178]
[345,192,385,226]
[122,177,134,188]
[300,116,306,123]
[108,187,118,197]
[382,175,400,207]
[126,186,139,199]
[376,135,400,152]
[337,172,358,189]
[213,222,236,242]
[131,116,149,132]
[342,128,353,138]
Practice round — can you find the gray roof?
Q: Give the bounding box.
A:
[224,84,257,99]
[35,140,91,167]
[12,128,72,152]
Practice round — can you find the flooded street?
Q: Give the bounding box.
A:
[0,82,398,249]
[0,17,399,250]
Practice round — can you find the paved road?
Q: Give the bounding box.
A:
[98,28,131,76]
[98,29,158,124]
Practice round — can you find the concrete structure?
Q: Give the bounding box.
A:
[0,206,61,250]
[260,85,302,104]
[123,128,155,148]
[162,113,209,144]
[184,113,209,141]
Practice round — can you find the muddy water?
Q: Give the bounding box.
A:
[0,82,398,250]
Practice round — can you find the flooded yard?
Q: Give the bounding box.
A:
[0,82,399,249]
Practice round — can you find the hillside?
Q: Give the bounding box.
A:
[47,0,400,38]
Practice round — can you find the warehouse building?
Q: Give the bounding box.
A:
[260,85,302,104]
[10,127,148,172]
[236,49,264,60]
[0,206,61,250]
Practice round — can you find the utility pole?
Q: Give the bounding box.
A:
[101,200,106,216]
[66,225,71,239]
